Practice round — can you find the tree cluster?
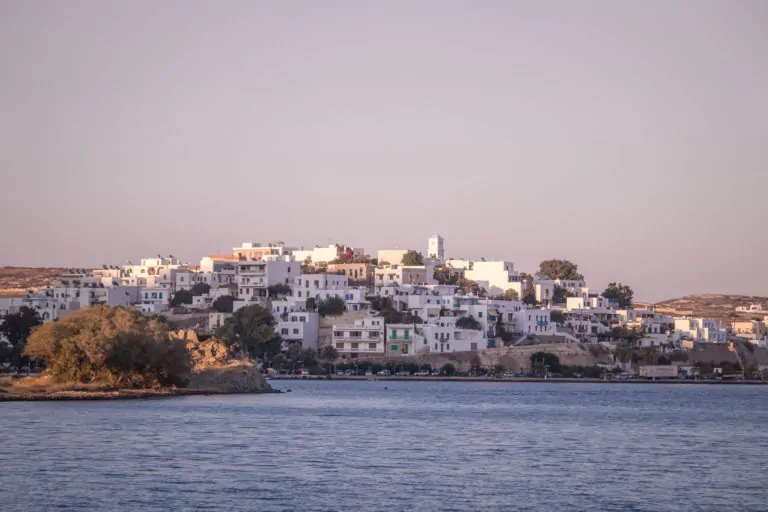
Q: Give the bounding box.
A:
[216,304,282,361]
[0,306,42,369]
[602,282,634,309]
[24,306,190,388]
[537,259,584,280]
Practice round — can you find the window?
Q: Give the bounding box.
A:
[434,333,438,340]
[351,343,359,349]
[333,331,343,338]
[298,291,302,297]
[281,328,288,335]
[391,344,398,351]
[478,312,483,318]
[293,329,299,334]
[446,344,450,350]
[404,330,409,339]
[424,340,428,345]
[336,342,344,349]
[291,316,297,321]
[403,345,409,354]
[434,343,438,349]
[470,342,478,350]
[369,343,377,349]
[390,330,398,339]
[299,317,305,322]
[158,292,163,299]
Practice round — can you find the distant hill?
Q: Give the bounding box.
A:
[637,294,768,322]
[0,267,88,298]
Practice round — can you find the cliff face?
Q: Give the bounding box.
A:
[179,332,273,393]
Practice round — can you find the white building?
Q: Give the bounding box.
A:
[375,265,431,287]
[427,233,445,262]
[463,261,524,298]
[674,318,728,343]
[332,317,386,359]
[420,316,486,353]
[237,257,300,300]
[232,242,293,261]
[376,249,410,266]
[272,300,319,351]
[292,244,364,265]
[736,303,767,314]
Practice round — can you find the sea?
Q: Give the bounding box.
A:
[1,381,766,511]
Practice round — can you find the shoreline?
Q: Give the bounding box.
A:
[270,375,767,385]
[0,387,279,402]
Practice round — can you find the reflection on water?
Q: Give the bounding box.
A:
[1,381,766,511]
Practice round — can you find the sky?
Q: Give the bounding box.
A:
[0,0,766,302]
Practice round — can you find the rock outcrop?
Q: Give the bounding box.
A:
[175,332,273,393]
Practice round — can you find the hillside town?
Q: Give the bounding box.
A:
[2,234,767,378]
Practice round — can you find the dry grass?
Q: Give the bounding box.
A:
[0,375,118,394]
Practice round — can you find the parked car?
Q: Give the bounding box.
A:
[431,371,441,376]
[336,370,344,376]
[395,371,411,376]
[365,371,373,377]
[344,369,356,376]
[502,372,516,378]
[377,370,391,376]
[414,371,429,376]
[278,369,291,375]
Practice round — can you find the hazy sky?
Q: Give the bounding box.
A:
[1,0,766,301]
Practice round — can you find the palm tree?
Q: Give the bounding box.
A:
[320,345,339,374]
[643,346,660,365]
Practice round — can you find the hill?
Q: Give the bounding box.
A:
[639,294,768,322]
[0,267,87,298]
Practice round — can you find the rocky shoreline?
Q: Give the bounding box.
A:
[0,387,279,402]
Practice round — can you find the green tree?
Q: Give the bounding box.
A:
[549,310,565,324]
[317,296,346,317]
[320,345,339,361]
[492,363,506,376]
[493,289,519,301]
[456,315,482,330]
[530,351,562,374]
[267,283,292,297]
[170,289,194,307]
[643,346,660,365]
[319,345,339,373]
[522,274,538,305]
[190,282,211,296]
[552,285,574,304]
[401,250,424,266]
[743,363,758,377]
[614,341,633,364]
[212,295,236,313]
[440,363,456,376]
[0,306,42,368]
[24,306,190,387]
[603,282,634,309]
[433,266,459,285]
[537,259,584,280]
[216,304,282,361]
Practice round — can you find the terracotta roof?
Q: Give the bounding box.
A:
[207,254,239,261]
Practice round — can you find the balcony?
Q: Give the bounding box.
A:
[338,347,384,353]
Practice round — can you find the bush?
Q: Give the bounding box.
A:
[212,295,236,313]
[24,307,191,388]
[440,363,456,376]
[456,315,482,330]
[317,296,346,317]
[170,289,193,307]
[190,282,211,296]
